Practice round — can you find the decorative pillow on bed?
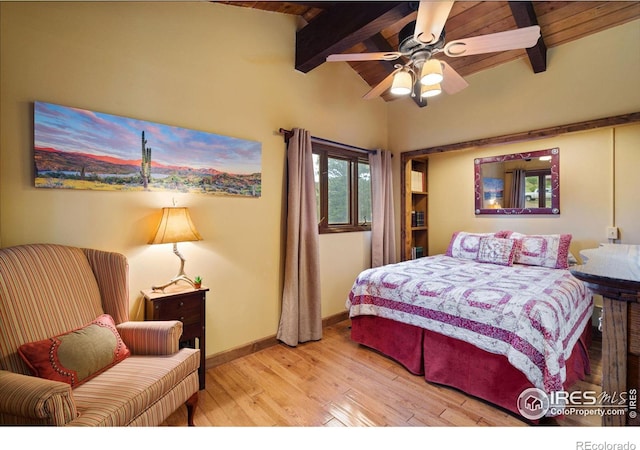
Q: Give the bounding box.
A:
[446,231,496,260]
[502,231,573,269]
[476,236,520,266]
[18,314,130,387]
[494,230,513,239]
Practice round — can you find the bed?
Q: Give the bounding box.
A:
[346,231,594,421]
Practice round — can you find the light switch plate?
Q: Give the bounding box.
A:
[606,226,619,239]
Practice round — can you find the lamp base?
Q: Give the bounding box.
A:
[151,243,196,292]
[151,275,195,292]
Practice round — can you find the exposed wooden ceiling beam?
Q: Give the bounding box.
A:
[508,1,547,73]
[402,112,640,158]
[295,2,415,73]
[363,33,397,70]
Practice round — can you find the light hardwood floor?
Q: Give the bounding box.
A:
[164,319,602,427]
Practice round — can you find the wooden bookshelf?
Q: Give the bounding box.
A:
[401,155,428,261]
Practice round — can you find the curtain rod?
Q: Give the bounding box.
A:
[278,128,377,155]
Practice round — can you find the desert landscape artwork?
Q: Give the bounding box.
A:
[34,101,261,197]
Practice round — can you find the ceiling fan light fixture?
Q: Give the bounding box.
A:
[390,70,413,96]
[420,59,443,85]
[421,83,442,98]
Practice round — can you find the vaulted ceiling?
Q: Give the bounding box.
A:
[221,1,640,106]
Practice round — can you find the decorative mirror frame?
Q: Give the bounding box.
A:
[474,147,560,215]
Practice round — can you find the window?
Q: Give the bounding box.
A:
[312,143,371,234]
[524,170,552,208]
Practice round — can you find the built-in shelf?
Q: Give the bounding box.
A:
[401,157,428,261]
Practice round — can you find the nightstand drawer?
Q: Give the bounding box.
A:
[154,296,201,323]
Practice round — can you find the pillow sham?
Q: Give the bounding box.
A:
[446,231,495,260]
[501,231,572,269]
[18,313,130,387]
[476,236,520,266]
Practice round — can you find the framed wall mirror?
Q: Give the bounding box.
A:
[474,147,560,215]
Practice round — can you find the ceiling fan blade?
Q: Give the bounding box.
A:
[440,60,468,95]
[444,25,541,57]
[327,52,402,62]
[363,70,399,100]
[414,1,454,45]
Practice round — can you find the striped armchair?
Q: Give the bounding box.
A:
[0,244,199,426]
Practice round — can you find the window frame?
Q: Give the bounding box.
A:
[312,142,371,234]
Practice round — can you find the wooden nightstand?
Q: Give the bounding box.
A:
[142,286,208,390]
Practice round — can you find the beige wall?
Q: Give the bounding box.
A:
[387,19,640,255]
[614,124,640,244]
[0,2,384,355]
[425,124,640,257]
[388,20,640,151]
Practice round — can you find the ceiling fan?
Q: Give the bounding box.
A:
[326,1,541,102]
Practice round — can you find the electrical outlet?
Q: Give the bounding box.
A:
[606,226,619,239]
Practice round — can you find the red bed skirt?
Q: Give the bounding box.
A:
[350,315,592,420]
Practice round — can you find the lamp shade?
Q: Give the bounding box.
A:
[149,207,202,244]
[421,83,442,98]
[420,59,443,85]
[390,70,413,95]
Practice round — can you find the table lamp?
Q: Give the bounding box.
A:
[149,206,202,291]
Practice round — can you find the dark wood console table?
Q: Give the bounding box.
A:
[570,244,639,426]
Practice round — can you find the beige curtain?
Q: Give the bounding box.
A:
[277,128,322,347]
[510,168,526,209]
[369,149,397,267]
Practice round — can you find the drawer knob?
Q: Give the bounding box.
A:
[179,301,184,307]
[180,316,185,321]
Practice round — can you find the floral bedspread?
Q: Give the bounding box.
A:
[346,255,593,394]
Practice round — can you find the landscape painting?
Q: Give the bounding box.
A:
[34,101,261,197]
[482,177,504,209]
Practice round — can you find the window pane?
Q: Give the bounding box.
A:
[327,157,349,224]
[524,175,538,207]
[312,153,321,222]
[358,162,371,224]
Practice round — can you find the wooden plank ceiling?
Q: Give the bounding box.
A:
[220,2,640,105]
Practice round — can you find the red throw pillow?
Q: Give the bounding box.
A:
[18,314,130,387]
